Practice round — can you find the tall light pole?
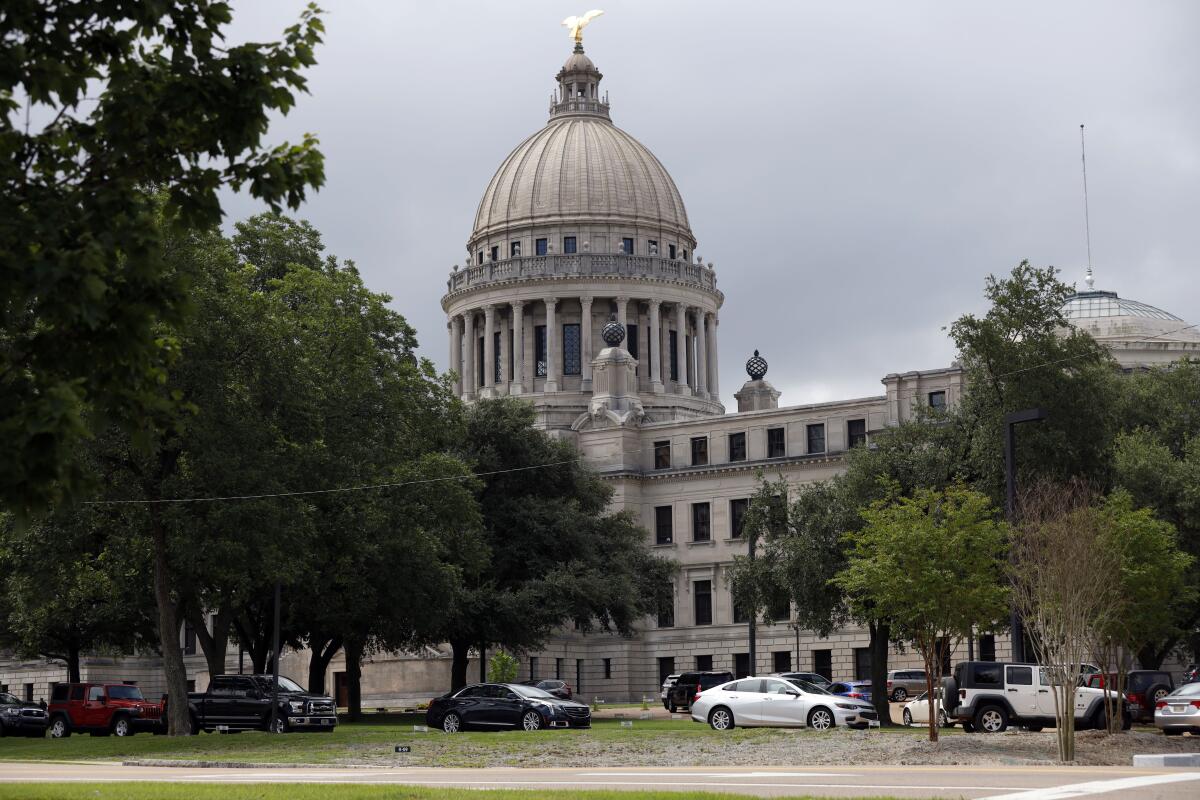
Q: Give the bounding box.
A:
[1005,408,1047,663]
[269,580,281,733]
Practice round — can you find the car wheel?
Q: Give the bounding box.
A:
[270,716,287,734]
[441,712,461,733]
[808,707,835,731]
[189,714,200,735]
[975,705,1008,733]
[937,709,949,728]
[708,706,734,730]
[668,702,677,713]
[892,688,907,702]
[521,710,543,731]
[902,709,913,726]
[112,716,133,737]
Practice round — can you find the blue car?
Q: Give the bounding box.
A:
[828,681,872,703]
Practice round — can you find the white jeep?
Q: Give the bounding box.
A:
[942,662,1129,733]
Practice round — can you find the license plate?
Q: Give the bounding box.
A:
[1170,705,1186,712]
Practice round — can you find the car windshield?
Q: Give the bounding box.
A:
[254,676,305,693]
[786,678,832,695]
[106,686,145,701]
[0,693,19,704]
[510,684,557,699]
[1170,683,1200,698]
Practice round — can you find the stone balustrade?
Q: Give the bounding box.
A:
[446,254,718,296]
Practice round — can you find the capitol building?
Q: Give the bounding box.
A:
[2,33,1197,706]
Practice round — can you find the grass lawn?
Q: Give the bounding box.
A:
[0,785,904,800]
[0,714,964,768]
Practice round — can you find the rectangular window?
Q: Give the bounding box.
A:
[694,580,712,626]
[530,657,538,679]
[23,683,33,702]
[69,685,85,701]
[186,680,196,693]
[669,243,677,260]
[847,418,867,448]
[691,502,711,542]
[625,324,638,358]
[563,236,577,254]
[562,323,581,375]
[669,331,679,381]
[734,652,750,679]
[658,657,675,686]
[603,658,612,679]
[813,649,833,681]
[576,659,583,694]
[696,654,713,671]
[854,647,872,681]
[767,427,786,458]
[657,591,674,628]
[773,651,792,673]
[807,423,826,454]
[510,240,521,257]
[535,325,547,377]
[556,658,563,680]
[730,498,749,538]
[768,589,790,622]
[183,622,196,656]
[489,245,499,262]
[979,634,996,663]
[493,331,502,383]
[972,663,1003,687]
[648,239,658,256]
[477,335,485,388]
[535,237,548,256]
[1007,665,1033,685]
[929,390,947,410]
[622,237,634,255]
[654,505,673,545]
[690,436,708,466]
[728,431,746,462]
[477,250,483,265]
[654,440,671,470]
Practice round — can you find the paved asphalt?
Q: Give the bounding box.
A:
[4,762,1200,798]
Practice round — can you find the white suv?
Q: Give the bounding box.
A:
[942,662,1128,733]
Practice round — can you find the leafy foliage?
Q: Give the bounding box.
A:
[487,651,519,684]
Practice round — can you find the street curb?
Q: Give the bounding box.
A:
[122,759,377,769]
[1132,754,1200,767]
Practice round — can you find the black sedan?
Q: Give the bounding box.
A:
[0,692,48,737]
[426,682,590,732]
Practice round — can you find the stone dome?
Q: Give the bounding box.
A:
[468,46,694,252]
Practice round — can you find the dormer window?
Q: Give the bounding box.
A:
[669,244,677,260]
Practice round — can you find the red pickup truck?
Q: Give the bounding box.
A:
[47,682,164,738]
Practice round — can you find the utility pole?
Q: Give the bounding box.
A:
[269,580,281,733]
[1005,408,1047,662]
[747,522,757,677]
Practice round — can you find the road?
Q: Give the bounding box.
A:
[4,762,1200,798]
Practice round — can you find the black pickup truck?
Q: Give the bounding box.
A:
[185,674,337,733]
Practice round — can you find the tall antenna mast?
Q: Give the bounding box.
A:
[1080,124,1094,288]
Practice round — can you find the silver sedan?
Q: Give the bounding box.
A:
[690,676,877,730]
[1155,682,1200,736]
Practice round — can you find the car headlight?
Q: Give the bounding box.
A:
[288,701,306,714]
[835,703,858,710]
[2,707,19,716]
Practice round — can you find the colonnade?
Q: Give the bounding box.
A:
[448,295,719,402]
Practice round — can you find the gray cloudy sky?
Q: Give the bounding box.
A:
[220,0,1200,408]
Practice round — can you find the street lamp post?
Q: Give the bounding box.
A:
[269,580,281,734]
[1004,408,1047,663]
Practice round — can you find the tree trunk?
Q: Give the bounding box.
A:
[1136,641,1171,670]
[67,643,81,684]
[233,616,270,674]
[868,620,894,726]
[307,636,343,695]
[450,639,470,691]
[186,605,232,678]
[150,511,191,736]
[345,637,363,722]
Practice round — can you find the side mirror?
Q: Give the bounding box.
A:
[505,693,519,700]
[786,690,800,697]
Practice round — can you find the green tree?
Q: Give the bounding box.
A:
[1,1,326,514]
[487,651,519,684]
[837,483,1009,741]
[948,261,1119,502]
[432,398,676,690]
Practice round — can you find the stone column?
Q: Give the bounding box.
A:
[511,301,525,396]
[708,313,720,401]
[616,295,629,332]
[659,311,669,387]
[674,302,690,395]
[580,296,594,390]
[544,297,559,393]
[449,316,463,396]
[695,307,708,397]
[648,299,664,393]
[498,310,510,390]
[462,311,476,399]
[482,304,496,398]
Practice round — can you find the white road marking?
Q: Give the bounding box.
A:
[982,772,1200,800]
[162,777,1031,791]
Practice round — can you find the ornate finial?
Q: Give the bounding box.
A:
[601,314,625,346]
[1085,265,1095,290]
[746,350,768,380]
[562,9,604,46]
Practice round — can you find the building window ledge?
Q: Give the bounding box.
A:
[687,540,715,547]
[652,542,676,549]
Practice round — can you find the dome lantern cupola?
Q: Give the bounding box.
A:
[551,43,610,121]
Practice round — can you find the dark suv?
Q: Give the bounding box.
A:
[0,691,48,737]
[667,670,735,712]
[1084,670,1174,722]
